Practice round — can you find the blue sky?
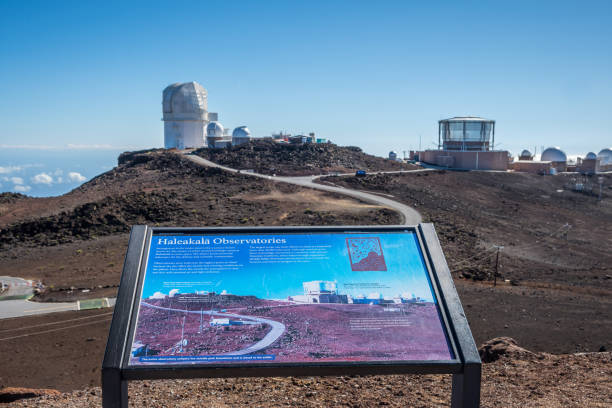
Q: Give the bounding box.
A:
[1,0,611,157]
[141,232,437,302]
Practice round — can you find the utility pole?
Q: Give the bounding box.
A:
[179,315,186,353]
[199,307,203,334]
[493,245,504,287]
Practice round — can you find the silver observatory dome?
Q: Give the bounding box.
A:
[541,147,567,162]
[598,148,612,165]
[232,126,251,138]
[585,152,597,160]
[206,121,224,138]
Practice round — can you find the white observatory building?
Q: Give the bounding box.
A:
[162,82,218,149]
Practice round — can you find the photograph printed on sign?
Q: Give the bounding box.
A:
[129,232,454,365]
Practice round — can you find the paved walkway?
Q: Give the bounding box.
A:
[0,276,116,319]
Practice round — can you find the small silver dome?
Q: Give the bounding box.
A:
[206,121,224,138]
[232,126,251,138]
[598,148,612,165]
[585,152,597,160]
[520,149,532,157]
[541,147,567,162]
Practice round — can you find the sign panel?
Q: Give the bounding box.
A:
[128,230,454,366]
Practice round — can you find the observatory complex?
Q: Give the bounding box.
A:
[512,146,612,174]
[416,117,509,171]
[410,117,611,174]
[162,81,253,149]
[162,81,324,149]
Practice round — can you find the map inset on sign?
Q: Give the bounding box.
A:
[128,232,453,366]
[346,237,387,271]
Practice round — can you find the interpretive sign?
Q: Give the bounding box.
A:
[103,225,481,407]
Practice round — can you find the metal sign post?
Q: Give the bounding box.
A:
[103,224,481,407]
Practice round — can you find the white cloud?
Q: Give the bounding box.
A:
[32,173,53,185]
[0,164,44,174]
[66,144,121,150]
[68,172,86,182]
[169,289,180,297]
[13,185,31,193]
[0,166,22,174]
[149,292,166,299]
[57,176,63,183]
[0,144,147,150]
[54,169,63,176]
[11,177,24,185]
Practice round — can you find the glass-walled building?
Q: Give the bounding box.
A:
[438,117,495,151]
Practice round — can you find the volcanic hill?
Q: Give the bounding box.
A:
[0,149,398,303]
[193,140,419,176]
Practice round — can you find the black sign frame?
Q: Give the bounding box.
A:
[102,224,481,407]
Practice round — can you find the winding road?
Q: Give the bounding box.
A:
[183,153,423,225]
[1,153,423,320]
[140,301,286,355]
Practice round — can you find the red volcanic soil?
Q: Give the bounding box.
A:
[265,303,451,362]
[131,297,452,364]
[9,342,612,407]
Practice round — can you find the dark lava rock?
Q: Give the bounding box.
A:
[478,337,535,363]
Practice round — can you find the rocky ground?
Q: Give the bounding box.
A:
[3,338,611,407]
[0,149,398,302]
[1,149,611,405]
[321,171,612,354]
[193,140,418,176]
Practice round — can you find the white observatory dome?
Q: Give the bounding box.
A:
[232,126,251,138]
[598,148,612,165]
[162,82,207,121]
[541,147,567,162]
[521,149,532,157]
[585,152,597,160]
[206,121,224,138]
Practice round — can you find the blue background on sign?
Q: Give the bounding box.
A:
[140,232,437,302]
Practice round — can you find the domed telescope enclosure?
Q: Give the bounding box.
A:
[541,147,567,163]
[438,117,495,151]
[162,81,218,149]
[232,126,252,146]
[598,148,612,166]
[519,149,533,161]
